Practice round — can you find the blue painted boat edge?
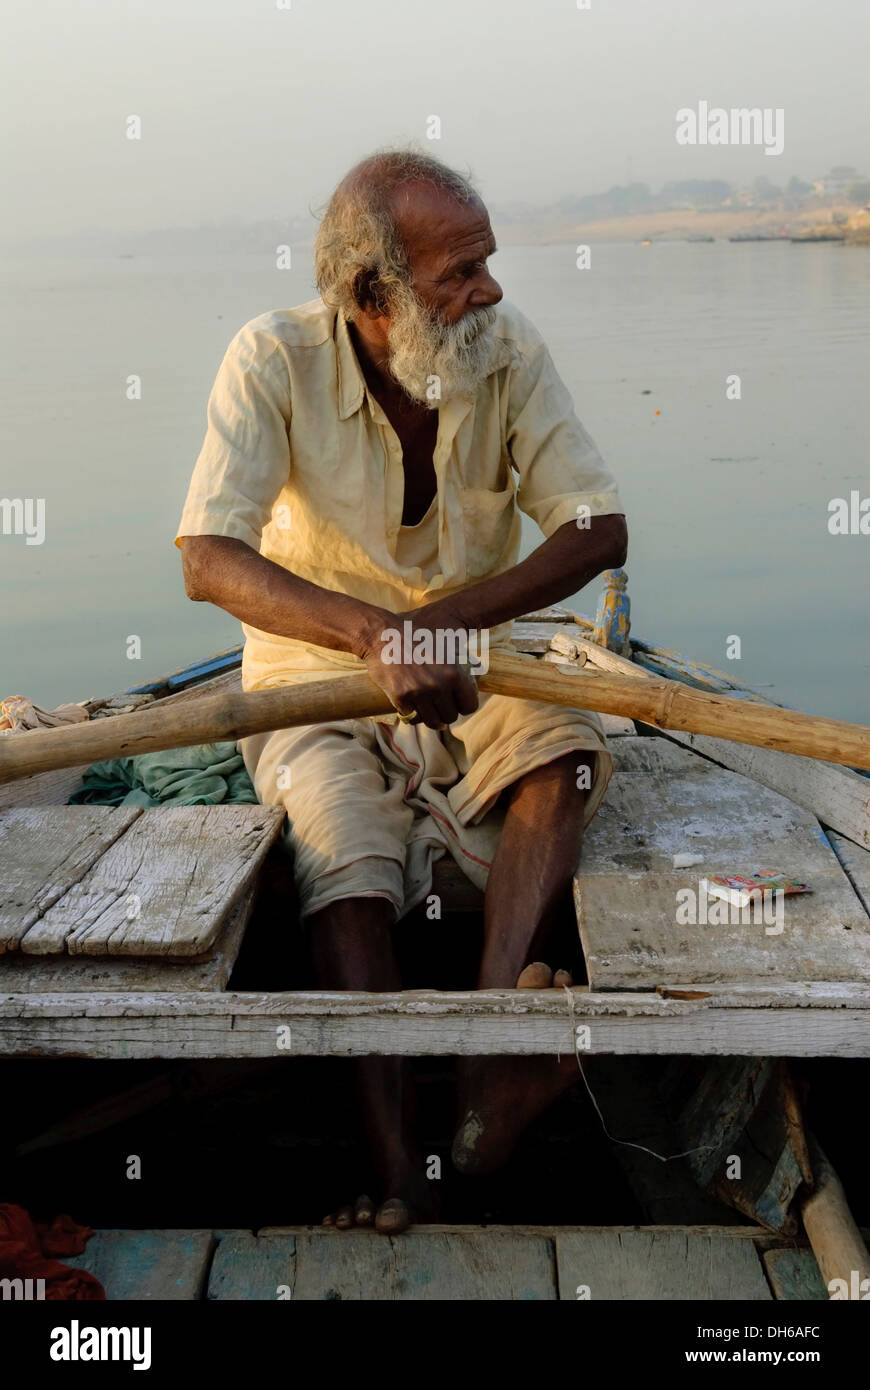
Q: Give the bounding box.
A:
[124,646,243,697]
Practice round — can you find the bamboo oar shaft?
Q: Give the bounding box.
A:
[0,672,395,785]
[801,1138,870,1292]
[484,653,870,768]
[0,650,868,785]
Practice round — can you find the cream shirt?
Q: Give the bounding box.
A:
[176,298,623,691]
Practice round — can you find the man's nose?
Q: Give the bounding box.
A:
[469,270,503,307]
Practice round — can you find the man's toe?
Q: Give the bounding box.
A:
[516,961,553,989]
[354,1194,375,1226]
[375,1198,411,1234]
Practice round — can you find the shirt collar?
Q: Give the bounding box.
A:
[335,309,366,420]
[334,306,515,421]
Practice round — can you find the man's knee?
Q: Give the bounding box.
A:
[510,750,594,801]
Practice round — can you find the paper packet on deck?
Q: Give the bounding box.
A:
[700,871,811,909]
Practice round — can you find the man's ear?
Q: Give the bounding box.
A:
[353,268,388,318]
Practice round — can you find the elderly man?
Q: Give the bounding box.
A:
[177,150,627,1233]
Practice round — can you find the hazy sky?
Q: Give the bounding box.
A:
[4,0,869,242]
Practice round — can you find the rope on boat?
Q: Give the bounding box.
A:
[561,985,718,1165]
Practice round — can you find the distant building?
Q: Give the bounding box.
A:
[812,166,863,199]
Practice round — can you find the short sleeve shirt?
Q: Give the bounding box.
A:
[176,298,623,690]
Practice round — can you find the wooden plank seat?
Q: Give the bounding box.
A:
[0,805,284,990]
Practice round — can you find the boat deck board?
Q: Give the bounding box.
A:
[0,895,252,992]
[763,1248,829,1301]
[0,806,142,952]
[60,1224,819,1301]
[2,985,868,1057]
[63,1229,216,1301]
[575,737,870,990]
[0,805,283,960]
[555,1229,772,1301]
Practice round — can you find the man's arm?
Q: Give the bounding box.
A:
[181,534,387,658]
[181,513,626,729]
[421,513,627,634]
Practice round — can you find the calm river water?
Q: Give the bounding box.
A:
[1,240,867,718]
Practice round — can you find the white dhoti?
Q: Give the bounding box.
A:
[241,676,612,921]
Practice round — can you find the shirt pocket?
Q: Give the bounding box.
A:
[460,480,518,578]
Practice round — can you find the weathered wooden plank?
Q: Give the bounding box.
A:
[657,981,870,1006]
[209,1231,556,1300]
[0,764,92,812]
[0,990,868,1057]
[4,984,870,1018]
[208,1232,296,1300]
[556,1230,772,1300]
[827,832,870,917]
[646,727,870,850]
[0,806,142,952]
[510,622,571,653]
[63,1229,215,1300]
[630,641,790,706]
[257,1222,773,1239]
[0,894,252,990]
[18,805,283,958]
[514,607,580,625]
[763,1248,828,1300]
[548,629,649,680]
[671,1058,810,1234]
[575,737,870,989]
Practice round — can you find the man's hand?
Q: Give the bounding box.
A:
[360,607,479,730]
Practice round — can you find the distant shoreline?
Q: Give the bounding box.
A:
[496,204,865,245]
[3,205,867,261]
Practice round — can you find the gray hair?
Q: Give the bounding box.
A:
[314,149,479,320]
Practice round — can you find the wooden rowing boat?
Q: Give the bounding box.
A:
[2,569,868,1300]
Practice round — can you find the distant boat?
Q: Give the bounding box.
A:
[728,233,783,243]
[790,228,846,243]
[686,235,715,243]
[640,239,652,246]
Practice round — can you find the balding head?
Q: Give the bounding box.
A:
[314,149,480,321]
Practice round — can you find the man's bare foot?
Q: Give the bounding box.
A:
[516,961,552,988]
[452,961,580,1175]
[322,1169,438,1234]
[515,962,574,989]
[322,1194,413,1234]
[452,1054,579,1174]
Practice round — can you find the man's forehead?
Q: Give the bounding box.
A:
[388,181,494,264]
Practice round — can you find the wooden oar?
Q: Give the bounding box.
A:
[801,1136,870,1294]
[1,650,868,785]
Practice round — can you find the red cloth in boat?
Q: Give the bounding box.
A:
[0,1204,105,1300]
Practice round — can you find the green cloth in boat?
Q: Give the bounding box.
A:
[67,742,257,807]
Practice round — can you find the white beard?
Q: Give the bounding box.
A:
[385,285,497,407]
